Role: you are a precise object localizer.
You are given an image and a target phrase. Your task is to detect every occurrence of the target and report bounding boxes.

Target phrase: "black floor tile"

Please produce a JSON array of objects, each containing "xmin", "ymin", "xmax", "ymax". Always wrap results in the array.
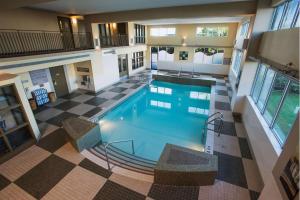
[
  {"xmin": 79, "ymin": 159, "xmax": 111, "ymax": 178},
  {"xmin": 85, "ymin": 97, "xmax": 107, "ymax": 106},
  {"xmin": 216, "ymin": 82, "xmax": 226, "ymax": 86},
  {"xmin": 249, "ymin": 190, "xmax": 260, "ymax": 200},
  {"xmin": 54, "ymin": 101, "xmax": 80, "ymax": 111},
  {"xmin": 148, "ymin": 184, "xmax": 199, "ymax": 200},
  {"xmin": 82, "ymin": 107, "xmax": 103, "ymax": 118},
  {"xmin": 131, "ymin": 84, "xmax": 142, "ymax": 89},
  {"xmin": 112, "ymin": 93, "xmax": 126, "ymax": 100},
  {"xmin": 214, "ymin": 151, "xmax": 248, "ymax": 189},
  {"xmin": 215, "ymin": 120, "xmax": 237, "ymax": 136},
  {"xmin": 37, "ymin": 128, "xmax": 68, "ymax": 152},
  {"xmin": 238, "ymin": 138, "xmax": 253, "ymax": 159},
  {"xmin": 110, "ymin": 87, "xmax": 127, "ymax": 93},
  {"xmin": 85, "ymin": 90, "xmax": 105, "ymax": 96},
  {"xmin": 33, "ymin": 105, "xmax": 50, "ymax": 114},
  {"xmin": 93, "ymin": 180, "xmax": 145, "ymax": 200},
  {"xmin": 46, "ymin": 112, "xmax": 79, "ymax": 127},
  {"xmin": 15, "ymin": 155, "xmax": 75, "ymax": 199},
  {"xmin": 0, "ymin": 174, "xmax": 10, "ymax": 190},
  {"xmin": 61, "ymin": 92, "xmax": 81, "ymax": 99},
  {"xmin": 126, "ymin": 80, "xmax": 140, "ymax": 84},
  {"xmin": 215, "ymin": 101, "xmax": 231, "ymax": 110},
  {"xmin": 216, "ymin": 90, "xmax": 228, "ymax": 96}
]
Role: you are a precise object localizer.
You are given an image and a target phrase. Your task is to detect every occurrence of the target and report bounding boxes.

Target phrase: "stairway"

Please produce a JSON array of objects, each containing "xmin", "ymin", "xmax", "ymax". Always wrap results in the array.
[{"xmin": 88, "ymin": 144, "xmax": 156, "ymax": 175}]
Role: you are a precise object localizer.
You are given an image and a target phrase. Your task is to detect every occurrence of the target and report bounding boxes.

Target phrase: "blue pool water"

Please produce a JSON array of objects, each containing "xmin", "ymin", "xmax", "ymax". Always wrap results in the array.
[{"xmin": 98, "ymin": 80, "xmax": 211, "ymax": 161}]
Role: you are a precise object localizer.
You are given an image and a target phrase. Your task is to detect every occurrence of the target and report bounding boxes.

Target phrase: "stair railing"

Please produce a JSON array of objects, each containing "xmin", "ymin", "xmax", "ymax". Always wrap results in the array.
[
  {"xmin": 202, "ymin": 112, "xmax": 224, "ymax": 137},
  {"xmin": 104, "ymin": 139, "xmax": 135, "ymax": 171}
]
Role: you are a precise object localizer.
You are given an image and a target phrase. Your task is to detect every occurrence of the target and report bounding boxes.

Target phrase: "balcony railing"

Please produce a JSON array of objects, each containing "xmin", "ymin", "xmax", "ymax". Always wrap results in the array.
[
  {"xmin": 0, "ymin": 29, "xmax": 94, "ymax": 58},
  {"xmin": 100, "ymin": 34, "xmax": 129, "ymax": 48}
]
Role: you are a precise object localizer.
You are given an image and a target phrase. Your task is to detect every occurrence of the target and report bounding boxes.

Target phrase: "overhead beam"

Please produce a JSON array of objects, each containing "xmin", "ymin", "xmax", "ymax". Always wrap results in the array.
[{"xmin": 85, "ymin": 1, "xmax": 257, "ymax": 23}]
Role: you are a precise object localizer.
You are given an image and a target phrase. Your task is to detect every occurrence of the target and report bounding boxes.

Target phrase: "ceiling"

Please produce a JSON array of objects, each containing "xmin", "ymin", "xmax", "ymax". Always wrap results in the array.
[
  {"xmin": 134, "ymin": 17, "xmax": 244, "ymax": 25},
  {"xmin": 27, "ymin": 0, "xmax": 254, "ymax": 15}
]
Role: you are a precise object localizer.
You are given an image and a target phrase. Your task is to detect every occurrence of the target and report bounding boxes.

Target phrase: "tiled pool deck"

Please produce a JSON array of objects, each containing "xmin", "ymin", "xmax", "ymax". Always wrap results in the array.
[{"xmin": 0, "ymin": 70, "xmax": 263, "ymax": 200}]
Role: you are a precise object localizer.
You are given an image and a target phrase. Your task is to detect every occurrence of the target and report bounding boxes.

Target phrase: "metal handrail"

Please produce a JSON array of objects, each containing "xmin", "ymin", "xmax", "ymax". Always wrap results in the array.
[
  {"xmin": 203, "ymin": 112, "xmax": 224, "ymax": 137},
  {"xmin": 104, "ymin": 139, "xmax": 135, "ymax": 171}
]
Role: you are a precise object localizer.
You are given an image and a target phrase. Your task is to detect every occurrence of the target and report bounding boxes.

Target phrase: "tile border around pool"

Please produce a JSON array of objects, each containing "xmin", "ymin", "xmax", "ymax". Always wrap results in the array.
[{"xmin": 205, "ymin": 85, "xmax": 216, "ymax": 155}]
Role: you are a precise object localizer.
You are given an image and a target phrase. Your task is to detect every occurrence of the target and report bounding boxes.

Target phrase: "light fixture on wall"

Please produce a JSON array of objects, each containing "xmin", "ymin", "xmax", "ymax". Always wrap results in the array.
[
  {"xmin": 182, "ymin": 36, "xmax": 187, "ymax": 46},
  {"xmin": 71, "ymin": 17, "xmax": 77, "ymax": 25},
  {"xmin": 112, "ymin": 23, "xmax": 117, "ymax": 29}
]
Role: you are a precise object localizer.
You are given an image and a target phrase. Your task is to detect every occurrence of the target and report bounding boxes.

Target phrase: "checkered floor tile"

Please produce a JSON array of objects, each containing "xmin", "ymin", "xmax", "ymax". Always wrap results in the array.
[{"xmin": 0, "ymin": 70, "xmax": 263, "ymax": 200}]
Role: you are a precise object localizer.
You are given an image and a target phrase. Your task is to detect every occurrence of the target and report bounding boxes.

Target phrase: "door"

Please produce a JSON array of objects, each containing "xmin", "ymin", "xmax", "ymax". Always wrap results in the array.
[
  {"xmin": 49, "ymin": 66, "xmax": 69, "ymax": 98},
  {"xmin": 118, "ymin": 54, "xmax": 128, "ymax": 77},
  {"xmin": 57, "ymin": 17, "xmax": 74, "ymax": 49},
  {"xmin": 151, "ymin": 47, "xmax": 158, "ymax": 70}
]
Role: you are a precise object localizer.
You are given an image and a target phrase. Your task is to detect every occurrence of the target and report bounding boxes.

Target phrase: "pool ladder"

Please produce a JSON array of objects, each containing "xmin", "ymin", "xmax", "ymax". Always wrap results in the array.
[
  {"xmin": 104, "ymin": 139, "xmax": 135, "ymax": 171},
  {"xmin": 202, "ymin": 112, "xmax": 224, "ymax": 137}
]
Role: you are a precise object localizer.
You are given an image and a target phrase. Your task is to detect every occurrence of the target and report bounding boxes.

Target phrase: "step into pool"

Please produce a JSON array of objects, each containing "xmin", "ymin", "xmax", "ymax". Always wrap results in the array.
[{"xmin": 97, "ymin": 80, "xmax": 211, "ymax": 161}]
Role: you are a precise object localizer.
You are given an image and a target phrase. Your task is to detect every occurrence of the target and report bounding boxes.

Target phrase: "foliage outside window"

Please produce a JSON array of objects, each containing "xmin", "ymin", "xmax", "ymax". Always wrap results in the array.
[
  {"xmin": 196, "ymin": 27, "xmax": 228, "ymax": 37},
  {"xmin": 134, "ymin": 24, "xmax": 145, "ymax": 44},
  {"xmin": 150, "ymin": 28, "xmax": 176, "ymax": 36},
  {"xmin": 194, "ymin": 48, "xmax": 224, "ymax": 64},
  {"xmin": 132, "ymin": 51, "xmax": 144, "ymax": 70},
  {"xmin": 232, "ymin": 50, "xmax": 243, "ymax": 76},
  {"xmin": 270, "ymin": 0, "xmax": 299, "ymax": 30},
  {"xmin": 251, "ymin": 63, "xmax": 300, "ymax": 145}
]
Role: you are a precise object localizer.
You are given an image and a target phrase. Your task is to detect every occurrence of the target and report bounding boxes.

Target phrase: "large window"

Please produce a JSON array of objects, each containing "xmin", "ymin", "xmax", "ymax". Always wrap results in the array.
[
  {"xmin": 132, "ymin": 51, "xmax": 144, "ymax": 70},
  {"xmin": 196, "ymin": 27, "xmax": 228, "ymax": 37},
  {"xmin": 270, "ymin": 0, "xmax": 299, "ymax": 30},
  {"xmin": 150, "ymin": 28, "xmax": 176, "ymax": 37},
  {"xmin": 134, "ymin": 24, "xmax": 145, "ymax": 44},
  {"xmin": 232, "ymin": 50, "xmax": 243, "ymax": 76},
  {"xmin": 251, "ymin": 63, "xmax": 300, "ymax": 145},
  {"xmin": 193, "ymin": 48, "xmax": 224, "ymax": 64},
  {"xmin": 240, "ymin": 21, "xmax": 250, "ymax": 37}
]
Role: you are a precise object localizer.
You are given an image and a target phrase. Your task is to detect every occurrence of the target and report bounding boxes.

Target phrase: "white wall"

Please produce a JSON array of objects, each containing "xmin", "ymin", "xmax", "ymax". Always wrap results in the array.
[
  {"xmin": 18, "ymin": 69, "xmax": 55, "ymax": 99},
  {"xmin": 64, "ymin": 64, "xmax": 79, "ymax": 93},
  {"xmin": 242, "ymin": 97, "xmax": 281, "ymax": 182},
  {"xmin": 90, "ymin": 51, "xmax": 120, "ymax": 92},
  {"xmin": 157, "ymin": 61, "xmax": 230, "ymax": 75}
]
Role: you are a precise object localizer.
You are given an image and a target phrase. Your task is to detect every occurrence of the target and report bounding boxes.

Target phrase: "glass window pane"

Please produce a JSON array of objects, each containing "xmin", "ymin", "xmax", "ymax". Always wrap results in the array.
[
  {"xmin": 296, "ymin": 13, "xmax": 300, "ymax": 27},
  {"xmin": 281, "ymin": 0, "xmax": 299, "ymax": 29},
  {"xmin": 272, "ymin": 82, "xmax": 300, "ymax": 144},
  {"xmin": 252, "ymin": 64, "xmax": 267, "ymax": 102},
  {"xmin": 271, "ymin": 4, "xmax": 285, "ymax": 30},
  {"xmin": 257, "ymin": 69, "xmax": 275, "ymax": 110},
  {"xmin": 263, "ymin": 74, "xmax": 289, "ymax": 123}
]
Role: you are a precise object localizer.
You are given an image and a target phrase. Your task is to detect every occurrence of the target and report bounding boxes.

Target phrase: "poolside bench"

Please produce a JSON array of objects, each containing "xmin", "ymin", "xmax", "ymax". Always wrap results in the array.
[
  {"xmin": 154, "ymin": 144, "xmax": 218, "ymax": 186},
  {"xmin": 62, "ymin": 117, "xmax": 101, "ymax": 152}
]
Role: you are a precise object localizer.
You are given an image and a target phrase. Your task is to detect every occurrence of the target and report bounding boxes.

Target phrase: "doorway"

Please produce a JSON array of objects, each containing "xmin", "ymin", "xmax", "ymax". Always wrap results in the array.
[
  {"xmin": 49, "ymin": 66, "xmax": 69, "ymax": 98},
  {"xmin": 118, "ymin": 54, "xmax": 128, "ymax": 77},
  {"xmin": 57, "ymin": 17, "xmax": 74, "ymax": 49},
  {"xmin": 151, "ymin": 47, "xmax": 158, "ymax": 70}
]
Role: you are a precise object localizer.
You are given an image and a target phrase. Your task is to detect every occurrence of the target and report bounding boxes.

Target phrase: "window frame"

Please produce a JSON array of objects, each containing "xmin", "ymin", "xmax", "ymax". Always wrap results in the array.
[
  {"xmin": 269, "ymin": 0, "xmax": 300, "ymax": 31},
  {"xmin": 150, "ymin": 27, "xmax": 176, "ymax": 37},
  {"xmin": 196, "ymin": 26, "xmax": 229, "ymax": 37},
  {"xmin": 250, "ymin": 62, "xmax": 300, "ymax": 146},
  {"xmin": 232, "ymin": 49, "xmax": 243, "ymax": 76}
]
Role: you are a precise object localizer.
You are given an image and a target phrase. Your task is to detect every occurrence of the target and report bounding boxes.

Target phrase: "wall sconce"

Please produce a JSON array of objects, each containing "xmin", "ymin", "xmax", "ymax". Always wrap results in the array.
[
  {"xmin": 112, "ymin": 23, "xmax": 117, "ymax": 29},
  {"xmin": 182, "ymin": 36, "xmax": 187, "ymax": 46},
  {"xmin": 71, "ymin": 17, "xmax": 77, "ymax": 25}
]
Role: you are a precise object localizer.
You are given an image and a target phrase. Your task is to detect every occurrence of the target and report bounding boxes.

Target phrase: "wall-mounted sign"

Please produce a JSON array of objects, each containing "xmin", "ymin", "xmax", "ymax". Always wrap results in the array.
[
  {"xmin": 77, "ymin": 67, "xmax": 90, "ymax": 73},
  {"xmin": 29, "ymin": 69, "xmax": 48, "ymax": 85}
]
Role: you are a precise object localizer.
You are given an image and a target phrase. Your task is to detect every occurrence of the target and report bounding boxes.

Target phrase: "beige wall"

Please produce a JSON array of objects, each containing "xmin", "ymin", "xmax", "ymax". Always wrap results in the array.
[
  {"xmin": 85, "ymin": 2, "xmax": 257, "ymax": 23},
  {"xmin": 147, "ymin": 23, "xmax": 238, "ymax": 48},
  {"xmin": 259, "ymin": 28, "xmax": 300, "ymax": 70},
  {"xmin": 0, "ymin": 8, "xmax": 63, "ymax": 31}
]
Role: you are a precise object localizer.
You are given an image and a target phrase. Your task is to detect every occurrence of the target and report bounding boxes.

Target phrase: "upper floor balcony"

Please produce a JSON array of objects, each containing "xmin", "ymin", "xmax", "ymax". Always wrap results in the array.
[
  {"xmin": 99, "ymin": 34, "xmax": 129, "ymax": 48},
  {"xmin": 0, "ymin": 29, "xmax": 94, "ymax": 58}
]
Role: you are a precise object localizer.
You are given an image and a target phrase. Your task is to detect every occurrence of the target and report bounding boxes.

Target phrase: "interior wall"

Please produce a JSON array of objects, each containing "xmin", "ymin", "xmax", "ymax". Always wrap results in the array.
[
  {"xmin": 0, "ymin": 7, "xmax": 63, "ymax": 31},
  {"xmin": 85, "ymin": 1, "xmax": 257, "ymax": 23},
  {"xmin": 147, "ymin": 23, "xmax": 238, "ymax": 48},
  {"xmin": 18, "ymin": 69, "xmax": 55, "ymax": 99},
  {"xmin": 259, "ymin": 28, "xmax": 300, "ymax": 70}
]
